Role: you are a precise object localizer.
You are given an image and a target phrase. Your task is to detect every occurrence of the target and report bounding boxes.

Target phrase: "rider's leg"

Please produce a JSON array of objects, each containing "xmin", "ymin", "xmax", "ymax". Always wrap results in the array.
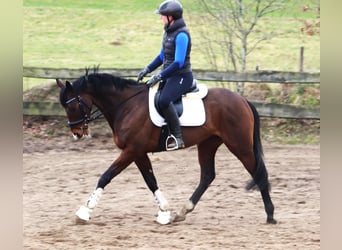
[
  {"xmin": 158, "ymin": 74, "xmax": 192, "ymax": 150},
  {"xmin": 161, "ymin": 102, "xmax": 185, "ymax": 150}
]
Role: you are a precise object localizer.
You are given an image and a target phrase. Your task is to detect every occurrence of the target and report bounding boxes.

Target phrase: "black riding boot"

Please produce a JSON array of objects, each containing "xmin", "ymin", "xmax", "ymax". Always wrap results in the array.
[{"xmin": 162, "ymin": 103, "xmax": 185, "ymax": 150}]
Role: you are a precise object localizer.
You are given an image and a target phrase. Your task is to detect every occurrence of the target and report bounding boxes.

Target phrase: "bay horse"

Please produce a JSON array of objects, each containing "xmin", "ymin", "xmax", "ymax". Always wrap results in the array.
[{"xmin": 56, "ymin": 70, "xmax": 276, "ymax": 225}]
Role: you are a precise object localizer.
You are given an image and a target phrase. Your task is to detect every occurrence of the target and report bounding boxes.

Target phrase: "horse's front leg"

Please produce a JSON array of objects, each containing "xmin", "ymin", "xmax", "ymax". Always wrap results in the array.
[
  {"xmin": 75, "ymin": 150, "xmax": 134, "ymax": 223},
  {"xmin": 135, "ymin": 154, "xmax": 172, "ymax": 225}
]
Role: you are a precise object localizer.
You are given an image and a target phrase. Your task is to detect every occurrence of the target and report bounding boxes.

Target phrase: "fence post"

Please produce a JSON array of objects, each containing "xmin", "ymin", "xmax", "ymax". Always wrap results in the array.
[{"xmin": 299, "ymin": 46, "xmax": 304, "ymax": 72}]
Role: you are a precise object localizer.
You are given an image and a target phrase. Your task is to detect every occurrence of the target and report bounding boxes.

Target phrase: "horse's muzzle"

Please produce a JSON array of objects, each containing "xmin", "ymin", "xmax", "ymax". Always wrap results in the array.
[{"xmin": 71, "ymin": 127, "xmax": 91, "ymax": 140}]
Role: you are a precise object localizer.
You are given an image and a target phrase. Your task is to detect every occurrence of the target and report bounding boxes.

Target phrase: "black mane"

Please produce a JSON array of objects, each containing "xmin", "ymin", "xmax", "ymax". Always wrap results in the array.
[
  {"xmin": 75, "ymin": 72, "xmax": 142, "ymax": 93},
  {"xmin": 87, "ymin": 73, "xmax": 139, "ymax": 92},
  {"xmin": 59, "ymin": 72, "xmax": 142, "ymax": 107}
]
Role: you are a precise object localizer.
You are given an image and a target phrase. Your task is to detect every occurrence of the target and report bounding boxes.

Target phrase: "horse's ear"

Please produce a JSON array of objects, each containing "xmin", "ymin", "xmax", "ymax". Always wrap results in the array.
[
  {"xmin": 65, "ymin": 81, "xmax": 74, "ymax": 92},
  {"xmin": 56, "ymin": 79, "xmax": 65, "ymax": 88}
]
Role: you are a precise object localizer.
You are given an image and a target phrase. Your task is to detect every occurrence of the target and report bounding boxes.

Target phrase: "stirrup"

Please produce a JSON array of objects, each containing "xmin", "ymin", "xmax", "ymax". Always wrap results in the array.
[{"xmin": 166, "ymin": 134, "xmax": 184, "ymax": 151}]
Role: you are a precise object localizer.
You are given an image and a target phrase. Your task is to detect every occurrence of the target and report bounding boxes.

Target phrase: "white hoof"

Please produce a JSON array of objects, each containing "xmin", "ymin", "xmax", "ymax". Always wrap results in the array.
[
  {"xmin": 156, "ymin": 210, "xmax": 172, "ymax": 225},
  {"xmin": 75, "ymin": 205, "xmax": 91, "ymax": 221}
]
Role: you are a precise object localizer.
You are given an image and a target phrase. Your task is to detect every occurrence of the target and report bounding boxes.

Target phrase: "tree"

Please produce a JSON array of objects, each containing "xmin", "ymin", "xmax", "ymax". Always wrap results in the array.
[{"xmin": 195, "ymin": 0, "xmax": 286, "ymax": 94}]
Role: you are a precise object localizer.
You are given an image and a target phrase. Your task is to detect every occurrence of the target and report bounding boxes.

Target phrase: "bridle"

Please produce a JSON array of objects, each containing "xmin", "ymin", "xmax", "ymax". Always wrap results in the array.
[
  {"xmin": 64, "ymin": 95, "xmax": 102, "ymax": 129},
  {"xmin": 64, "ymin": 86, "xmax": 147, "ymax": 129}
]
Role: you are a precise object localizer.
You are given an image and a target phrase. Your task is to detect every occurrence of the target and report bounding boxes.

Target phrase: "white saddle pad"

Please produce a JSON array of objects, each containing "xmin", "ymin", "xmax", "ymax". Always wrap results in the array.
[{"xmin": 149, "ymin": 83, "xmax": 208, "ymax": 127}]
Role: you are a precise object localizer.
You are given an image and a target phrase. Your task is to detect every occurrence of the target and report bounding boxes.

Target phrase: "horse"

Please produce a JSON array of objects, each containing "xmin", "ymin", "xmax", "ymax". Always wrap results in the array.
[{"xmin": 56, "ymin": 70, "xmax": 276, "ymax": 225}]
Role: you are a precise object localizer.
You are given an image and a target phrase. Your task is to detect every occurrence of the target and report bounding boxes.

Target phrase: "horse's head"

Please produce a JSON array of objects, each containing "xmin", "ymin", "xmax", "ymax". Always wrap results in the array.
[{"xmin": 56, "ymin": 78, "xmax": 92, "ymax": 139}]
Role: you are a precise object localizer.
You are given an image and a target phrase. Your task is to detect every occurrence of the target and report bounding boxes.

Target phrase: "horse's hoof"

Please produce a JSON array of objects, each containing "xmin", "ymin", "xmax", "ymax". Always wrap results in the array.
[
  {"xmin": 75, "ymin": 205, "xmax": 91, "ymax": 223},
  {"xmin": 75, "ymin": 216, "xmax": 89, "ymax": 225},
  {"xmin": 156, "ymin": 210, "xmax": 171, "ymax": 225},
  {"xmin": 172, "ymin": 213, "xmax": 186, "ymax": 223},
  {"xmin": 267, "ymin": 218, "xmax": 277, "ymax": 224}
]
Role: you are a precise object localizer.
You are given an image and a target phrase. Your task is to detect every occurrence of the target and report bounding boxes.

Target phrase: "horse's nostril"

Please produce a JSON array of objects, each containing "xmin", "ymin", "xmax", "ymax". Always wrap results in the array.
[{"xmin": 72, "ymin": 133, "xmax": 82, "ymax": 140}]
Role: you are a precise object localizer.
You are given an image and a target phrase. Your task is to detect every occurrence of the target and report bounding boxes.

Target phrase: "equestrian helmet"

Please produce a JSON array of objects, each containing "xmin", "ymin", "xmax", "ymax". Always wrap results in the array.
[{"xmin": 155, "ymin": 0, "xmax": 183, "ymax": 19}]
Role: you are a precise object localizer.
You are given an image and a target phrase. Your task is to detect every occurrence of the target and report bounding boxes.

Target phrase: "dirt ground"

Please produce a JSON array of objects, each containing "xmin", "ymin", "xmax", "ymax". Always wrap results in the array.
[{"xmin": 23, "ymin": 116, "xmax": 320, "ymax": 250}]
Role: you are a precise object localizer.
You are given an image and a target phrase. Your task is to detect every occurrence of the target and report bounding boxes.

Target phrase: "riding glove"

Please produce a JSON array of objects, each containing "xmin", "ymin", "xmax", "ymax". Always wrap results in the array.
[
  {"xmin": 147, "ymin": 74, "xmax": 162, "ymax": 87},
  {"xmin": 137, "ymin": 67, "xmax": 150, "ymax": 82}
]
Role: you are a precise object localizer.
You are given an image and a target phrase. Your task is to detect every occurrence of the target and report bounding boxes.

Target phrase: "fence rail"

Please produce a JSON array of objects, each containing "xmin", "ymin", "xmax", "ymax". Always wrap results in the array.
[
  {"xmin": 23, "ymin": 66, "xmax": 320, "ymax": 83},
  {"xmin": 22, "ymin": 101, "xmax": 319, "ymax": 119},
  {"xmin": 22, "ymin": 67, "xmax": 320, "ymax": 119}
]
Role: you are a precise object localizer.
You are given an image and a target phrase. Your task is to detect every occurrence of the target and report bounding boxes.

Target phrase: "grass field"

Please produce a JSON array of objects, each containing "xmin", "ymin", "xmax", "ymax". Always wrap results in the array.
[{"xmin": 23, "ymin": 0, "xmax": 320, "ymax": 90}]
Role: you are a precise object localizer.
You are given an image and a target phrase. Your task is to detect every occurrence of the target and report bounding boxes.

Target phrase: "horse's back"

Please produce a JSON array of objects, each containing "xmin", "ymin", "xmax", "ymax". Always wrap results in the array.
[{"xmin": 204, "ymin": 87, "xmax": 252, "ymax": 117}]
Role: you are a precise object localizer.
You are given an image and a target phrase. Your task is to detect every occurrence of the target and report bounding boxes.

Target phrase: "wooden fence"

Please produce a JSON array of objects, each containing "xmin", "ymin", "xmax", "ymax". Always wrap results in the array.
[
  {"xmin": 23, "ymin": 67, "xmax": 320, "ymax": 119},
  {"xmin": 23, "ymin": 67, "xmax": 320, "ymax": 83}
]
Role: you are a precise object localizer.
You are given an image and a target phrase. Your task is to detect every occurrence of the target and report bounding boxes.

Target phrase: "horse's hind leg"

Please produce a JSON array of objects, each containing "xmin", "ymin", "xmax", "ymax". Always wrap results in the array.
[
  {"xmin": 173, "ymin": 136, "xmax": 222, "ymax": 222},
  {"xmin": 251, "ymin": 157, "xmax": 276, "ymax": 224},
  {"xmin": 229, "ymin": 145, "xmax": 276, "ymax": 224}
]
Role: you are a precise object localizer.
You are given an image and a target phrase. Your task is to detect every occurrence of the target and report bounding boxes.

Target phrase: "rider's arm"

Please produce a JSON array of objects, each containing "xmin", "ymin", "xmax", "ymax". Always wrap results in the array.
[{"xmin": 147, "ymin": 48, "xmax": 163, "ymax": 72}]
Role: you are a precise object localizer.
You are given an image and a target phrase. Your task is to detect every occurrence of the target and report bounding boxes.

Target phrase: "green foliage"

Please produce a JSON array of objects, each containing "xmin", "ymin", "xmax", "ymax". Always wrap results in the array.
[
  {"xmin": 302, "ymin": 97, "xmax": 320, "ymax": 107},
  {"xmin": 260, "ymin": 118, "xmax": 320, "ymax": 144},
  {"xmin": 24, "ymin": 0, "xmax": 159, "ymax": 10},
  {"xmin": 287, "ymin": 93, "xmax": 298, "ymax": 104},
  {"xmin": 23, "ymin": 0, "xmax": 320, "ymax": 144},
  {"xmin": 245, "ymin": 82, "xmax": 320, "ymax": 109},
  {"xmin": 259, "ymin": 83, "xmax": 272, "ymax": 92},
  {"xmin": 296, "ymin": 85, "xmax": 305, "ymax": 95},
  {"xmin": 23, "ymin": 0, "xmax": 320, "ymax": 89}
]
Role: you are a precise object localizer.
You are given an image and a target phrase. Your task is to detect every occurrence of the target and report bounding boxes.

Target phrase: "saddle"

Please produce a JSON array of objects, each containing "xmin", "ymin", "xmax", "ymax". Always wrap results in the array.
[{"xmin": 148, "ymin": 79, "xmax": 208, "ymax": 127}]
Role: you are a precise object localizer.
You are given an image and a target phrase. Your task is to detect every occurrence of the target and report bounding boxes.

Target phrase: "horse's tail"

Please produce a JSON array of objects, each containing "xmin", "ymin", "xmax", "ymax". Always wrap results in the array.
[{"xmin": 245, "ymin": 100, "xmax": 270, "ymax": 191}]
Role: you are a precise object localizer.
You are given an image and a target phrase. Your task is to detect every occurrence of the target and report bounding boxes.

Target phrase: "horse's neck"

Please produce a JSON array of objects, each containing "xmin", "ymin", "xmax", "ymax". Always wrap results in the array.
[
  {"xmin": 94, "ymin": 88, "xmax": 143, "ymax": 142},
  {"xmin": 93, "ymin": 87, "xmax": 146, "ymax": 124}
]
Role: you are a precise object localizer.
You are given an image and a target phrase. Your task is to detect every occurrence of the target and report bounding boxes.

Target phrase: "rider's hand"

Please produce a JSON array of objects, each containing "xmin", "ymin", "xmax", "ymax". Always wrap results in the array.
[
  {"xmin": 147, "ymin": 74, "xmax": 162, "ymax": 87},
  {"xmin": 137, "ymin": 67, "xmax": 150, "ymax": 82}
]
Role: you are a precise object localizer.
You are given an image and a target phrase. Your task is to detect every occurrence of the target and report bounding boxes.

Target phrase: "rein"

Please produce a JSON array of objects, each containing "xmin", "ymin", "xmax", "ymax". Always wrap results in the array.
[{"xmin": 115, "ymin": 87, "xmax": 146, "ymax": 110}]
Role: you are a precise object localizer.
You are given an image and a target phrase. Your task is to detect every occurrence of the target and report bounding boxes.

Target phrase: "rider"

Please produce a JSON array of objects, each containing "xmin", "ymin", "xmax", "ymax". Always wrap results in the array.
[{"xmin": 137, "ymin": 0, "xmax": 193, "ymax": 150}]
